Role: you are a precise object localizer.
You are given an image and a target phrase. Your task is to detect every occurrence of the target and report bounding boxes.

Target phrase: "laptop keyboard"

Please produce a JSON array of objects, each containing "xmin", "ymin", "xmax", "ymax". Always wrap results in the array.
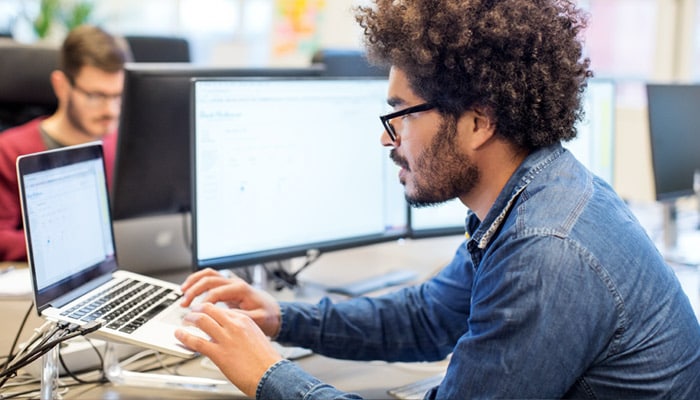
[{"xmin": 60, "ymin": 277, "xmax": 181, "ymax": 334}]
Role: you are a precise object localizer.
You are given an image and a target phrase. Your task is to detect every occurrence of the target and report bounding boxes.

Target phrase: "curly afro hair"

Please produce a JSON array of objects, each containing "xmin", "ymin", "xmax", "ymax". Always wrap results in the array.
[{"xmin": 355, "ymin": 0, "xmax": 593, "ymax": 150}]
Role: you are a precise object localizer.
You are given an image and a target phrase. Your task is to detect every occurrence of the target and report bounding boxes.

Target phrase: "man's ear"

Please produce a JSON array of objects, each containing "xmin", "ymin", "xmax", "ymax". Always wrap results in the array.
[
  {"xmin": 466, "ymin": 106, "xmax": 496, "ymax": 150},
  {"xmin": 50, "ymin": 70, "xmax": 71, "ymax": 102}
]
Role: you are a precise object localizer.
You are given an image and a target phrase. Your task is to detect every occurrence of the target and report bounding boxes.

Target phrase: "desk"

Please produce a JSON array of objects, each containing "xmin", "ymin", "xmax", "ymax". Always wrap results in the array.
[
  {"xmin": 0, "ymin": 236, "xmax": 462, "ymax": 399},
  {"xmin": 0, "ymin": 261, "xmax": 21, "ymax": 273},
  {"xmin": 2, "ymin": 222, "xmax": 699, "ymax": 398}
]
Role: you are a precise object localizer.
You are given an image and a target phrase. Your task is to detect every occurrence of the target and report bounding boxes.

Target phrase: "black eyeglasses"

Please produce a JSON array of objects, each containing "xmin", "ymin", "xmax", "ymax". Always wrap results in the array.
[{"xmin": 379, "ymin": 102, "xmax": 435, "ymax": 142}]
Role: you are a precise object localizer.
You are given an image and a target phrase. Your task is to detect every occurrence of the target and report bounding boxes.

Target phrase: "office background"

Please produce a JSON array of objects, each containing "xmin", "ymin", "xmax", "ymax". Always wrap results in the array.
[
  {"xmin": 2, "ymin": 0, "xmax": 700, "ymax": 203},
  {"xmin": 2, "ymin": 1, "xmax": 700, "ymax": 397}
]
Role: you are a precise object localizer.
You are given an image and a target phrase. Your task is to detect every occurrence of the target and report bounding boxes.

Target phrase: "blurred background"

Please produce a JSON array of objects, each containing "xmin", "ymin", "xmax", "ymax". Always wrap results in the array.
[{"xmin": 1, "ymin": 0, "xmax": 700, "ymax": 202}]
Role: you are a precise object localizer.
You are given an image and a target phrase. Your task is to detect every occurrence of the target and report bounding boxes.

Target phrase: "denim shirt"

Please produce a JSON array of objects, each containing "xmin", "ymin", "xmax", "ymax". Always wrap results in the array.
[{"xmin": 258, "ymin": 144, "xmax": 700, "ymax": 399}]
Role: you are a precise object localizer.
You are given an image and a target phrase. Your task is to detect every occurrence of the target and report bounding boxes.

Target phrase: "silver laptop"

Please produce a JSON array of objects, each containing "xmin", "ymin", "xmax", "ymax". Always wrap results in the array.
[{"xmin": 17, "ymin": 142, "xmax": 199, "ymax": 358}]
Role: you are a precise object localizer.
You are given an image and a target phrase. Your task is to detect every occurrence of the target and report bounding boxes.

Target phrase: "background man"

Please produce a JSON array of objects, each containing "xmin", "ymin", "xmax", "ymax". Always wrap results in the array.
[{"xmin": 0, "ymin": 25, "xmax": 130, "ymax": 261}]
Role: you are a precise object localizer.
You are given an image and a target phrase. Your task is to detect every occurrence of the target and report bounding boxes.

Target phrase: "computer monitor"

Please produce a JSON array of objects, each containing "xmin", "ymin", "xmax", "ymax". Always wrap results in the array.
[
  {"xmin": 407, "ymin": 79, "xmax": 616, "ymax": 239},
  {"xmin": 647, "ymin": 84, "xmax": 700, "ymax": 201},
  {"xmin": 646, "ymin": 83, "xmax": 700, "ymax": 262},
  {"xmin": 112, "ymin": 63, "xmax": 322, "ymax": 220},
  {"xmin": 564, "ymin": 78, "xmax": 616, "ymax": 186},
  {"xmin": 191, "ymin": 77, "xmax": 407, "ymax": 271},
  {"xmin": 111, "ymin": 64, "xmax": 321, "ymax": 276},
  {"xmin": 409, "ymin": 199, "xmax": 467, "ymax": 239}
]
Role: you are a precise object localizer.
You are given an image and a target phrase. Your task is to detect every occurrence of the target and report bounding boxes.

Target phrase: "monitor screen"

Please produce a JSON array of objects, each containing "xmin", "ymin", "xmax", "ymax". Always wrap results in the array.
[
  {"xmin": 408, "ymin": 199, "xmax": 467, "ymax": 239},
  {"xmin": 647, "ymin": 83, "xmax": 700, "ymax": 201},
  {"xmin": 111, "ymin": 63, "xmax": 321, "ymax": 220},
  {"xmin": 407, "ymin": 78, "xmax": 616, "ymax": 239},
  {"xmin": 564, "ymin": 78, "xmax": 616, "ymax": 185},
  {"xmin": 191, "ymin": 77, "xmax": 407, "ymax": 270}
]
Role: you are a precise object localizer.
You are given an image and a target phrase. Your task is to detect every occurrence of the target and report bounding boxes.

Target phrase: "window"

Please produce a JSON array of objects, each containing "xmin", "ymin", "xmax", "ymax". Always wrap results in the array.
[{"xmin": 579, "ymin": 0, "xmax": 658, "ymax": 107}]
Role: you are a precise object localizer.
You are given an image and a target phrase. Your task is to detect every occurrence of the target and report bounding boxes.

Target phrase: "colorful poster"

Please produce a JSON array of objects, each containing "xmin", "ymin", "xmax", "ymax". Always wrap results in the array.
[{"xmin": 272, "ymin": 0, "xmax": 325, "ymax": 61}]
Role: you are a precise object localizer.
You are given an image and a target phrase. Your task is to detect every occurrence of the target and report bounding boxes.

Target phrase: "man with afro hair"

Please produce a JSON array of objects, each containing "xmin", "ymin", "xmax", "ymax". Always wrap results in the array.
[{"xmin": 175, "ymin": 1, "xmax": 700, "ymax": 398}]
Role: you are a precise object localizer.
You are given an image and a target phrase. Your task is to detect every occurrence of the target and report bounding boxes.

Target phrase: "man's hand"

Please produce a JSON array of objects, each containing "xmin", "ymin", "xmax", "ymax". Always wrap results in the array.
[
  {"xmin": 180, "ymin": 268, "xmax": 282, "ymax": 337},
  {"xmin": 175, "ymin": 303, "xmax": 284, "ymax": 397}
]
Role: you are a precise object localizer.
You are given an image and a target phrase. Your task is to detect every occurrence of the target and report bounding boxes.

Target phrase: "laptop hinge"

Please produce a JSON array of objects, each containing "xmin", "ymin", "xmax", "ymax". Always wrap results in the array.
[{"xmin": 49, "ymin": 274, "xmax": 114, "ymax": 310}]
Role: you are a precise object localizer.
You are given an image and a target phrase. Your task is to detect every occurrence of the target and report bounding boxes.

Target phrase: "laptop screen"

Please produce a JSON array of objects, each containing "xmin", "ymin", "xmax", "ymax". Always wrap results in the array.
[{"xmin": 18, "ymin": 143, "xmax": 118, "ymax": 312}]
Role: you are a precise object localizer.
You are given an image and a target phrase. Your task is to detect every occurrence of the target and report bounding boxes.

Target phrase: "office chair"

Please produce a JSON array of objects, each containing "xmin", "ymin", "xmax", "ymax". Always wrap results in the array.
[
  {"xmin": 124, "ymin": 35, "xmax": 191, "ymax": 63},
  {"xmin": 0, "ymin": 40, "xmax": 59, "ymax": 131},
  {"xmin": 311, "ymin": 48, "xmax": 389, "ymax": 77}
]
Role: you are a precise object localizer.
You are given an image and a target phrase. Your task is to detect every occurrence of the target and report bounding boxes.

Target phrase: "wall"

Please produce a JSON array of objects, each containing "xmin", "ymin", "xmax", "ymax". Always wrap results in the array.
[{"xmin": 7, "ymin": 0, "xmax": 689, "ymax": 202}]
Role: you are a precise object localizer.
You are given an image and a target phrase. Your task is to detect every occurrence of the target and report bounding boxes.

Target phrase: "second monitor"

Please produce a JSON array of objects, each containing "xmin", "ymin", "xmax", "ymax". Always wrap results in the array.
[
  {"xmin": 111, "ymin": 64, "xmax": 321, "ymax": 274},
  {"xmin": 112, "ymin": 63, "xmax": 322, "ymax": 221}
]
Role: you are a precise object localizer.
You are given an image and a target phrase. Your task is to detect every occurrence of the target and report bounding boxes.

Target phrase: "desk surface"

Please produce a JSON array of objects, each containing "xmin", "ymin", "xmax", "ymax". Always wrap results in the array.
[
  {"xmin": 2, "ymin": 211, "xmax": 699, "ymax": 398},
  {"xmin": 0, "ymin": 293, "xmax": 448, "ymax": 398},
  {"xmin": 0, "ymin": 236, "xmax": 462, "ymax": 399}
]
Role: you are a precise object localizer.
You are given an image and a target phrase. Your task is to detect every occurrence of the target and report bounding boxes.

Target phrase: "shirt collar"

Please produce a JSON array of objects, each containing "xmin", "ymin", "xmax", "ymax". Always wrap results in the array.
[{"xmin": 466, "ymin": 143, "xmax": 566, "ymax": 250}]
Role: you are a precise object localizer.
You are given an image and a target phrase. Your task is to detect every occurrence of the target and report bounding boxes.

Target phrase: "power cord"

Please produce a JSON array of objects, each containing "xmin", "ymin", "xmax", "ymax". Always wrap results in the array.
[
  {"xmin": 0, "ymin": 302, "xmax": 34, "ymax": 373},
  {"xmin": 0, "ymin": 321, "xmax": 102, "ymax": 387},
  {"xmin": 57, "ymin": 336, "xmax": 108, "ymax": 385}
]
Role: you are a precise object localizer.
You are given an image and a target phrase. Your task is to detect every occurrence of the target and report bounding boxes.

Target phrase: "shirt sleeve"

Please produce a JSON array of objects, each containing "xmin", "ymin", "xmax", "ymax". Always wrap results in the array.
[
  {"xmin": 275, "ymin": 241, "xmax": 473, "ymax": 362},
  {"xmin": 0, "ymin": 136, "xmax": 28, "ymax": 261},
  {"xmin": 0, "ymin": 119, "xmax": 47, "ymax": 261},
  {"xmin": 257, "ymin": 359, "xmax": 363, "ymax": 400}
]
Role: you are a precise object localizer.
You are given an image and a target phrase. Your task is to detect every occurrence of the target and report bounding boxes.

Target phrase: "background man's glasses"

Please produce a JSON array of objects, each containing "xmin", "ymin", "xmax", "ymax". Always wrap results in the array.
[
  {"xmin": 379, "ymin": 103, "xmax": 435, "ymax": 142},
  {"xmin": 70, "ymin": 82, "xmax": 122, "ymax": 107}
]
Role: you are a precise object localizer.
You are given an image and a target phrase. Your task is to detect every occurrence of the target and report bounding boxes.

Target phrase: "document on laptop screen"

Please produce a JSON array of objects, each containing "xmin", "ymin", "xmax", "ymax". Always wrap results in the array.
[{"xmin": 23, "ymin": 159, "xmax": 114, "ymax": 290}]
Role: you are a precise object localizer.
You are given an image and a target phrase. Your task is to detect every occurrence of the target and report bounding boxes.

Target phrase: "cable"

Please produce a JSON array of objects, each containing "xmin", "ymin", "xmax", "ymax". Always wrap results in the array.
[
  {"xmin": 57, "ymin": 337, "xmax": 108, "ymax": 385},
  {"xmin": 0, "ymin": 333, "xmax": 190, "ymax": 397},
  {"xmin": 267, "ymin": 249, "xmax": 322, "ymax": 290},
  {"xmin": 0, "ymin": 322, "xmax": 103, "ymax": 386},
  {"xmin": 1, "ymin": 320, "xmax": 57, "ymax": 385},
  {"xmin": 0, "ymin": 302, "xmax": 33, "ymax": 372}
]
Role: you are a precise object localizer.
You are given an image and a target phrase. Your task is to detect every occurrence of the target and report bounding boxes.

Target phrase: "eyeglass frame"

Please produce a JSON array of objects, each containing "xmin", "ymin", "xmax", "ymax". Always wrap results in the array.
[
  {"xmin": 68, "ymin": 80, "xmax": 123, "ymax": 107},
  {"xmin": 379, "ymin": 102, "xmax": 436, "ymax": 142}
]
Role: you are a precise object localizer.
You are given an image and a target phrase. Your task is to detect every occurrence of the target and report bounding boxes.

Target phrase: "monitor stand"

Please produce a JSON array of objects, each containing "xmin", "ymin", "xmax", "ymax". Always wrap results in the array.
[{"xmin": 661, "ymin": 201, "xmax": 700, "ymax": 266}]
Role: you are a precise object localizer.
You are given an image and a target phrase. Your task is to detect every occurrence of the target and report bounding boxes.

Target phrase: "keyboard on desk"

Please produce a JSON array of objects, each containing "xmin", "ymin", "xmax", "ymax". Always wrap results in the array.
[{"xmin": 388, "ymin": 373, "xmax": 444, "ymax": 399}]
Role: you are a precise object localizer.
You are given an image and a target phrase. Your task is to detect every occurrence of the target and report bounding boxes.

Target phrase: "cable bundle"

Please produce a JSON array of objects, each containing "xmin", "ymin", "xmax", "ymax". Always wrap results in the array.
[{"xmin": 0, "ymin": 317, "xmax": 101, "ymax": 388}]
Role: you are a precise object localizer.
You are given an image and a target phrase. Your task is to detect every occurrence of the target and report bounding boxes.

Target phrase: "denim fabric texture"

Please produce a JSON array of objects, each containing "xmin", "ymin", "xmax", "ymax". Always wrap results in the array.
[{"xmin": 262, "ymin": 144, "xmax": 700, "ymax": 399}]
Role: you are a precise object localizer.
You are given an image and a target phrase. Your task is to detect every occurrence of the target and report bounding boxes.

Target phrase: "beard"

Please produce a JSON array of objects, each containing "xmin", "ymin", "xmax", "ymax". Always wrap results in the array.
[
  {"xmin": 391, "ymin": 117, "xmax": 479, "ymax": 208},
  {"xmin": 66, "ymin": 97, "xmax": 114, "ymax": 139}
]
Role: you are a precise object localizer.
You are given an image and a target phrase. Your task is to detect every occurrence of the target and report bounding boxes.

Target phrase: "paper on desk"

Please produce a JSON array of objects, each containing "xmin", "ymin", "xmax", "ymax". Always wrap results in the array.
[{"xmin": 0, "ymin": 267, "xmax": 32, "ymax": 299}]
